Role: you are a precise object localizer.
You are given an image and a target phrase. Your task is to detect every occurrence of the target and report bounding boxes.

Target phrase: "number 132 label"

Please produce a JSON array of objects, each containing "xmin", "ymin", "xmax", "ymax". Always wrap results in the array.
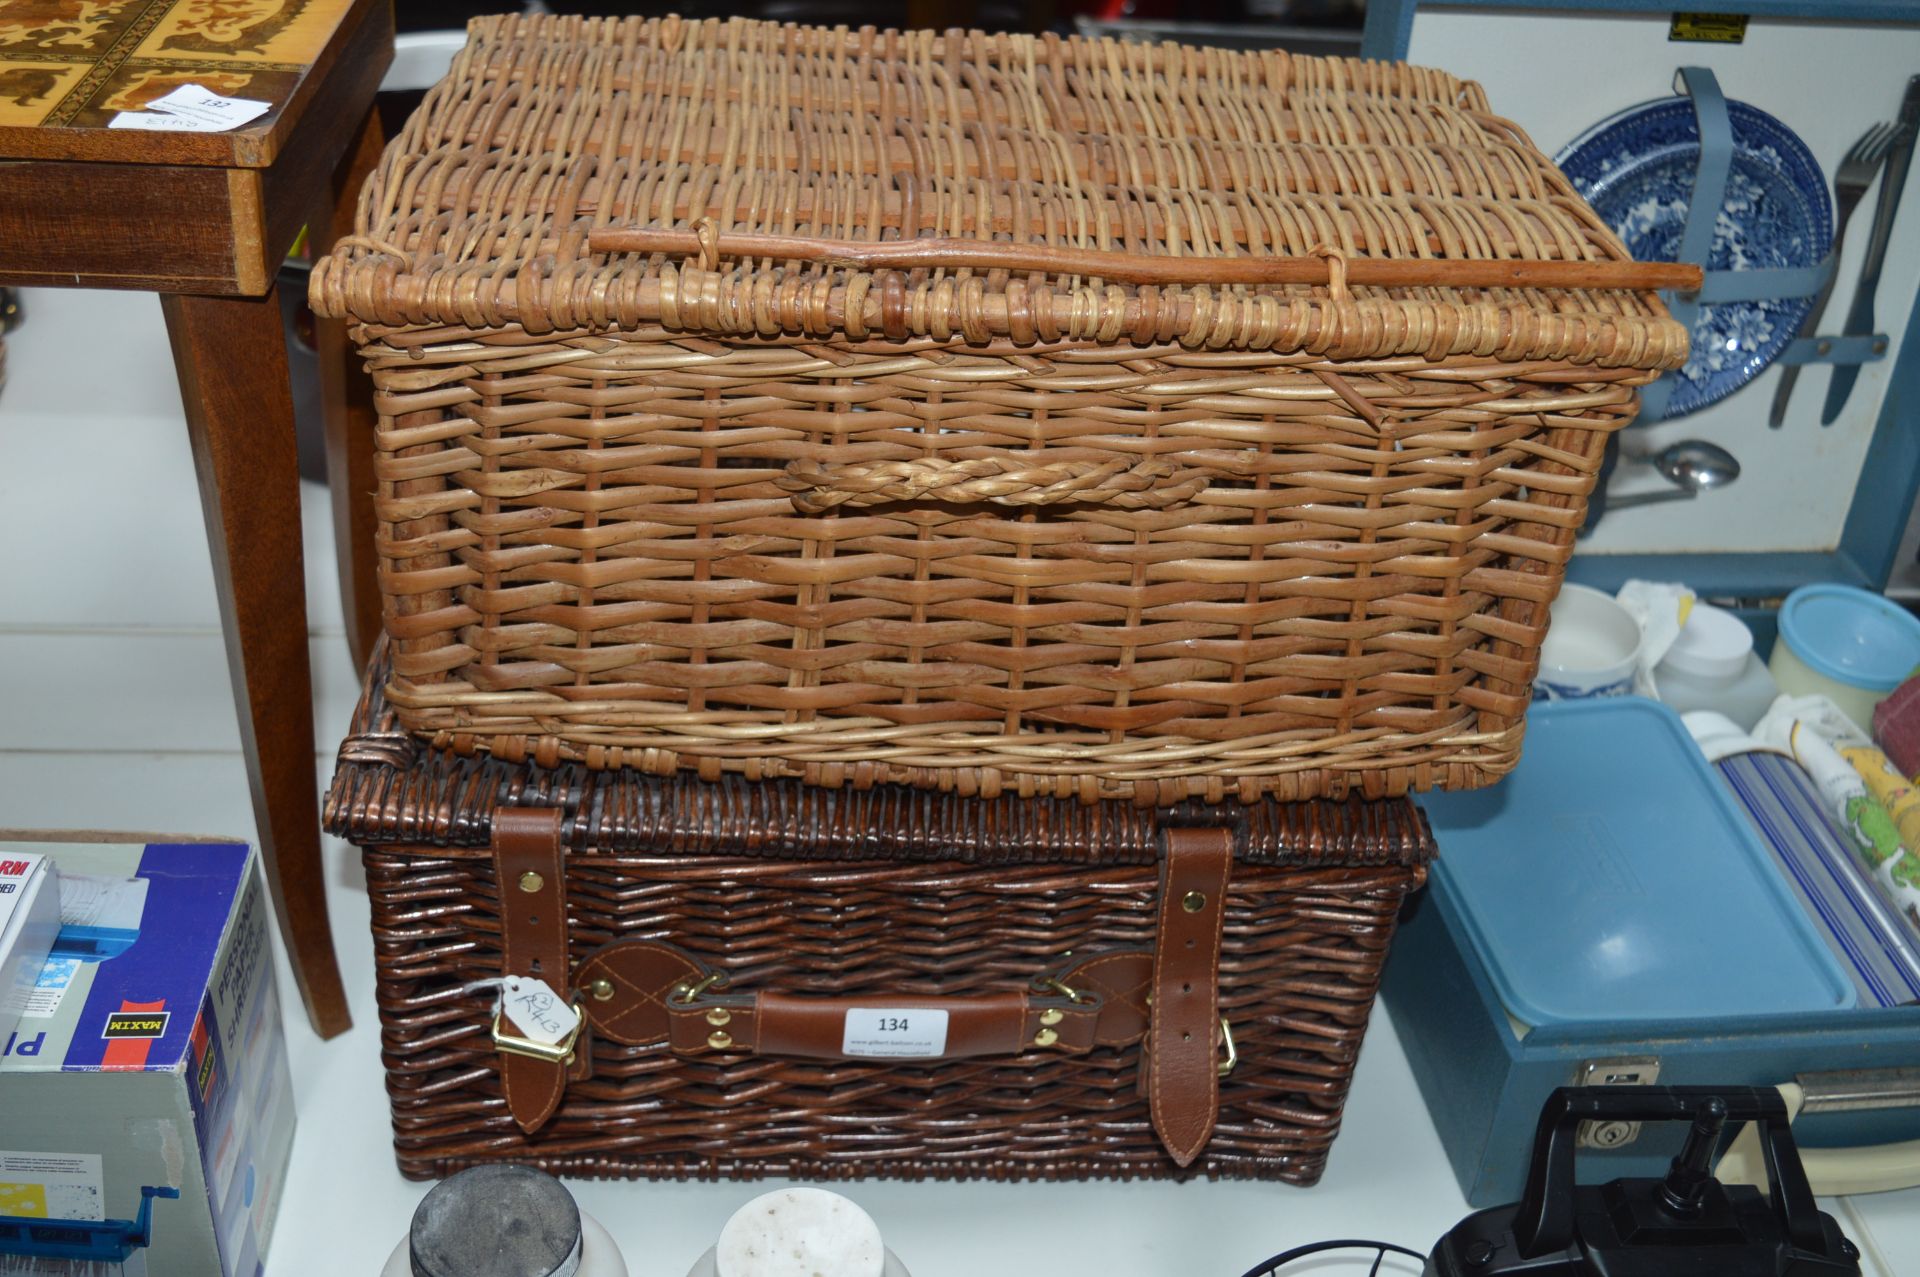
[{"xmin": 842, "ymin": 1008, "xmax": 949, "ymax": 1058}]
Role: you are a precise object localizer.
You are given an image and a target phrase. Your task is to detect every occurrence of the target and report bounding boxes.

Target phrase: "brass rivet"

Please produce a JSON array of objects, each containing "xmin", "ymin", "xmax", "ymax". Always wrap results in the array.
[
  {"xmin": 1039, "ymin": 1008, "xmax": 1063, "ymax": 1027},
  {"xmin": 706, "ymin": 1007, "xmax": 732, "ymax": 1027},
  {"xmin": 708, "ymin": 1031, "xmax": 733, "ymax": 1050},
  {"xmin": 1182, "ymin": 890, "xmax": 1206, "ymax": 913},
  {"xmin": 518, "ymin": 871, "xmax": 544, "ymax": 894},
  {"xmin": 589, "ymin": 979, "xmax": 614, "ymax": 1002},
  {"xmin": 1033, "ymin": 1027, "xmax": 1059, "ymax": 1048}
]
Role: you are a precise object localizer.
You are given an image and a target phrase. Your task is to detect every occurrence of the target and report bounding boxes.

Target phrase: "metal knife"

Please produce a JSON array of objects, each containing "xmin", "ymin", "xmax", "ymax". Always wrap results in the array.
[{"xmin": 1823, "ymin": 75, "xmax": 1920, "ymax": 425}]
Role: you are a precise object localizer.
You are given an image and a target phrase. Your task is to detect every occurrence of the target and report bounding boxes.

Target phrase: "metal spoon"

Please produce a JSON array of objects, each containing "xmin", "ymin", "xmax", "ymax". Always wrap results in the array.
[{"xmin": 1607, "ymin": 440, "xmax": 1741, "ymax": 510}]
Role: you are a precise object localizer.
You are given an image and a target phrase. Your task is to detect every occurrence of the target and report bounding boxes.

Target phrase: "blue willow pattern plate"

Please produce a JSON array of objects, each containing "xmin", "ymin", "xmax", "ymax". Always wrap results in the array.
[{"xmin": 1556, "ymin": 98, "xmax": 1831, "ymax": 420}]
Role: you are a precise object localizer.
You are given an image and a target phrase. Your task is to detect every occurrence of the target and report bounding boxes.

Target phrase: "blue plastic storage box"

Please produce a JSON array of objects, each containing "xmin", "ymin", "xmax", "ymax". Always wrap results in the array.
[{"xmin": 1384, "ymin": 699, "xmax": 1920, "ymax": 1206}]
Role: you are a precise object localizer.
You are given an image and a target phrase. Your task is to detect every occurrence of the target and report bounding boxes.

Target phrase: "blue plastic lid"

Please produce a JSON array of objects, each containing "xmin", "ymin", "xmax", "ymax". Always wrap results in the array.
[
  {"xmin": 1778, "ymin": 584, "xmax": 1920, "ymax": 693},
  {"xmin": 1422, "ymin": 698, "xmax": 1857, "ymax": 1027}
]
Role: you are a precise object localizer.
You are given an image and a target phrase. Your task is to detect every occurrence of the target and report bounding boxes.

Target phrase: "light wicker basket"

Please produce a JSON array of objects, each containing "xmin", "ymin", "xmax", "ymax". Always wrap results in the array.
[{"xmin": 311, "ymin": 14, "xmax": 1691, "ymax": 804}]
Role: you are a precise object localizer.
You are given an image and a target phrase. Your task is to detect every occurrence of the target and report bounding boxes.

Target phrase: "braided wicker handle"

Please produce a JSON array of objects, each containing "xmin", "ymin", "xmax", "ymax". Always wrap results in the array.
[{"xmin": 779, "ymin": 456, "xmax": 1207, "ymax": 512}]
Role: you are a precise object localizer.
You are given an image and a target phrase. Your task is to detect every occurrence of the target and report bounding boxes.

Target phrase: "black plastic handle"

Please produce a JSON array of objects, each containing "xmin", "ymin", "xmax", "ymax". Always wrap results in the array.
[{"xmin": 1514, "ymin": 1086, "xmax": 1827, "ymax": 1259}]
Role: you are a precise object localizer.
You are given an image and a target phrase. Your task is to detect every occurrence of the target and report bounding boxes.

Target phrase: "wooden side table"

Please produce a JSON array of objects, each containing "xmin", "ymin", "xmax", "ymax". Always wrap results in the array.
[{"xmin": 0, "ymin": 0, "xmax": 394, "ymax": 1037}]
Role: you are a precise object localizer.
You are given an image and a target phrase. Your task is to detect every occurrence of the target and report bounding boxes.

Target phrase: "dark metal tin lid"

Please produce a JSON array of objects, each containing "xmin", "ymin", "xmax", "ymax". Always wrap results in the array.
[{"xmin": 410, "ymin": 1165, "xmax": 583, "ymax": 1277}]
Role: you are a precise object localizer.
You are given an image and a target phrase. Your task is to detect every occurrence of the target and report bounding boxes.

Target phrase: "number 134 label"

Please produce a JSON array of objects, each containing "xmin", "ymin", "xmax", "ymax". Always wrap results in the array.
[{"xmin": 842, "ymin": 1008, "xmax": 949, "ymax": 1058}]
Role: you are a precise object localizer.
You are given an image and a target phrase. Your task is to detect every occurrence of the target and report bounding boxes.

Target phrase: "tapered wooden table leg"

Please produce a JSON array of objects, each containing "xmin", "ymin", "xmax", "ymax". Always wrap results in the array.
[
  {"xmin": 316, "ymin": 105, "xmax": 387, "ymax": 674},
  {"xmin": 163, "ymin": 285, "xmax": 352, "ymax": 1039}
]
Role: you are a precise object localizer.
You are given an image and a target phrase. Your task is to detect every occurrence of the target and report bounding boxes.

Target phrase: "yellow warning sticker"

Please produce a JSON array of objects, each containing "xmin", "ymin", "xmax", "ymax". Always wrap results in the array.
[
  {"xmin": 1670, "ymin": 12, "xmax": 1750, "ymax": 43},
  {"xmin": 0, "ymin": 1182, "xmax": 48, "ymax": 1218}
]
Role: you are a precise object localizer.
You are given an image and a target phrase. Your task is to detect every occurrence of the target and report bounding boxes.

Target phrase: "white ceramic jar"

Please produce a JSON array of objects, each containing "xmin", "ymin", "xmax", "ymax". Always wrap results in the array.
[{"xmin": 1535, "ymin": 583, "xmax": 1642, "ymax": 700}]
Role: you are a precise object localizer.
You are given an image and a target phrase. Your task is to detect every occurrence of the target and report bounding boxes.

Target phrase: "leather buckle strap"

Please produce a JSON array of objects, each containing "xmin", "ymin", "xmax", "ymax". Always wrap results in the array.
[
  {"xmin": 491, "ymin": 809, "xmax": 588, "ymax": 1134},
  {"xmin": 1148, "ymin": 826, "xmax": 1234, "ymax": 1167}
]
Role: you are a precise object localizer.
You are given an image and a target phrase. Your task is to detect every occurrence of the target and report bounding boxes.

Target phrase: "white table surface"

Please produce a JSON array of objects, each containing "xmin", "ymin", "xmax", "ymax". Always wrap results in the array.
[{"xmin": 266, "ymin": 846, "xmax": 1920, "ymax": 1277}]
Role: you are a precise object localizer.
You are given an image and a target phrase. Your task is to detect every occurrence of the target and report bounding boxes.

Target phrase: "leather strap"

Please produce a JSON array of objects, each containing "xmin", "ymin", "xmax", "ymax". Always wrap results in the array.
[
  {"xmin": 576, "ymin": 941, "xmax": 1152, "ymax": 1059},
  {"xmin": 492, "ymin": 809, "xmax": 581, "ymax": 1134},
  {"xmin": 1149, "ymin": 827, "xmax": 1234, "ymax": 1167}
]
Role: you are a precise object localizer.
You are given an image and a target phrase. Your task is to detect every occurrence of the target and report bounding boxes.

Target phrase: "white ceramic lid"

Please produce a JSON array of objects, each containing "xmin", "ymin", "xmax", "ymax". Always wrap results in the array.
[{"xmin": 714, "ymin": 1189, "xmax": 885, "ymax": 1277}]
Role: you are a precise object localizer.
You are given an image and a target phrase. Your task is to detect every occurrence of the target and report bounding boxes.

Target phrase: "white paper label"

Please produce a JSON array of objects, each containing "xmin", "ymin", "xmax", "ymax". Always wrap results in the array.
[
  {"xmin": 500, "ymin": 976, "xmax": 578, "ymax": 1047},
  {"xmin": 841, "ymin": 1008, "xmax": 948, "ymax": 1058},
  {"xmin": 108, "ymin": 111, "xmax": 224, "ymax": 132},
  {"xmin": 109, "ymin": 83, "xmax": 271, "ymax": 132},
  {"xmin": 21, "ymin": 956, "xmax": 77, "ymax": 1018},
  {"xmin": 0, "ymin": 1151, "xmax": 105, "ymax": 1222}
]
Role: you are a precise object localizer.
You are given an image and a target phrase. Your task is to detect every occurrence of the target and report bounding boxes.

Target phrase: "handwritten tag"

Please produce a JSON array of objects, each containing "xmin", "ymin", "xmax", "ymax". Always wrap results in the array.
[
  {"xmin": 842, "ymin": 1008, "xmax": 948, "ymax": 1058},
  {"xmin": 109, "ymin": 83, "xmax": 271, "ymax": 133},
  {"xmin": 500, "ymin": 976, "xmax": 579, "ymax": 1047},
  {"xmin": 108, "ymin": 112, "xmax": 226, "ymax": 132},
  {"xmin": 150, "ymin": 84, "xmax": 272, "ymax": 127}
]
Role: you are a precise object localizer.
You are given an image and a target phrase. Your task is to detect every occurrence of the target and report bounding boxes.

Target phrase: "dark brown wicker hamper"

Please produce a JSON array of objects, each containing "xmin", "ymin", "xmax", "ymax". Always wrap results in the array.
[{"xmin": 327, "ymin": 647, "xmax": 1434, "ymax": 1185}]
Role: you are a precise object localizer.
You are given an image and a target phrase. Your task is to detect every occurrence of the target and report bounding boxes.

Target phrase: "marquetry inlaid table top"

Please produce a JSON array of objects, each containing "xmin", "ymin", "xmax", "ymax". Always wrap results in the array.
[{"xmin": 0, "ymin": 0, "xmax": 380, "ymax": 166}]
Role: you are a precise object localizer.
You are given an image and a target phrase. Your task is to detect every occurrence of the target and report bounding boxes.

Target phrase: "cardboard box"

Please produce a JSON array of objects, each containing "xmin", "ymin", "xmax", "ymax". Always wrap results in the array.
[
  {"xmin": 0, "ymin": 836, "xmax": 295, "ymax": 1277},
  {"xmin": 0, "ymin": 851, "xmax": 59, "ymax": 1055}
]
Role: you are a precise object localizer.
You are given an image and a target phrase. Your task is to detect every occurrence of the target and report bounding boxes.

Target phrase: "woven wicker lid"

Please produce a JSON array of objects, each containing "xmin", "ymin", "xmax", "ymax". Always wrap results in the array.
[{"xmin": 312, "ymin": 13, "xmax": 1688, "ymax": 366}]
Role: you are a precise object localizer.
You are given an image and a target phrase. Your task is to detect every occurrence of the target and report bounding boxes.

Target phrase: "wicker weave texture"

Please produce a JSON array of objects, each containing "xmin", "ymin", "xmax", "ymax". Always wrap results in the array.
[
  {"xmin": 312, "ymin": 15, "xmax": 1687, "ymax": 803},
  {"xmin": 328, "ymin": 646, "xmax": 1440, "ymax": 864},
  {"xmin": 368, "ymin": 846, "xmax": 1416, "ymax": 1184},
  {"xmin": 331, "ymin": 653, "xmax": 1430, "ymax": 1185}
]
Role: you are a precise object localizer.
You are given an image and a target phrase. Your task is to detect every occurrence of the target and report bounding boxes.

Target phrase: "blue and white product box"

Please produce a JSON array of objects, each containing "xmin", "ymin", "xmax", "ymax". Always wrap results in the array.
[{"xmin": 0, "ymin": 837, "xmax": 295, "ymax": 1277}]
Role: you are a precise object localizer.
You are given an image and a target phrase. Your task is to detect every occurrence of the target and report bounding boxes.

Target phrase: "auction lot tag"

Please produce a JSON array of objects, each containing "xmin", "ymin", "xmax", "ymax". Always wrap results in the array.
[
  {"xmin": 842, "ymin": 1008, "xmax": 948, "ymax": 1058},
  {"xmin": 500, "ymin": 976, "xmax": 579, "ymax": 1047},
  {"xmin": 109, "ymin": 84, "xmax": 272, "ymax": 132}
]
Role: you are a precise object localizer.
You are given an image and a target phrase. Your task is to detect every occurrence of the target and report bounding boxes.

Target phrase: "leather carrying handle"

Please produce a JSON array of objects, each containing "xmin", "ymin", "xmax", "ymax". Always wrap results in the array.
[
  {"xmin": 778, "ymin": 455, "xmax": 1208, "ymax": 513},
  {"xmin": 587, "ymin": 223, "xmax": 1703, "ymax": 293},
  {"xmin": 576, "ymin": 940, "xmax": 1155, "ymax": 1062}
]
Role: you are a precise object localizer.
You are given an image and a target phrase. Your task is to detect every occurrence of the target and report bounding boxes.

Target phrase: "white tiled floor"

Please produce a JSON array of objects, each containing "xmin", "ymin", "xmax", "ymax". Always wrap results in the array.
[{"xmin": 1, "ymin": 287, "xmax": 1914, "ymax": 1277}]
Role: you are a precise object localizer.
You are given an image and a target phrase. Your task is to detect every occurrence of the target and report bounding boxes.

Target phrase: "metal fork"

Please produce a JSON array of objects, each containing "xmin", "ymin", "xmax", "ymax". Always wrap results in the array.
[{"xmin": 1769, "ymin": 119, "xmax": 1902, "ymax": 427}]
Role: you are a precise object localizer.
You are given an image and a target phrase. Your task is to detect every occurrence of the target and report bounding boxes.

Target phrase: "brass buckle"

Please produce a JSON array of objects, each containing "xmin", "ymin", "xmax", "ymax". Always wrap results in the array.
[
  {"xmin": 1217, "ymin": 1017, "xmax": 1237, "ymax": 1079},
  {"xmin": 1033, "ymin": 975, "xmax": 1094, "ymax": 1005},
  {"xmin": 491, "ymin": 1004, "xmax": 585, "ymax": 1065},
  {"xmin": 673, "ymin": 971, "xmax": 730, "ymax": 1005}
]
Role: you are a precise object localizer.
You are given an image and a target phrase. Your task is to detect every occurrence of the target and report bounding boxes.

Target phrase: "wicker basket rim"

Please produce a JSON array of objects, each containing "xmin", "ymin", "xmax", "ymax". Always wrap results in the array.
[{"xmin": 325, "ymin": 648, "xmax": 1437, "ymax": 867}]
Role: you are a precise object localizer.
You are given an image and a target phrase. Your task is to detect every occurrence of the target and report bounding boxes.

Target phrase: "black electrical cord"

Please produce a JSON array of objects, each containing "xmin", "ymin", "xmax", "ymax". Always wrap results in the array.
[{"xmin": 1239, "ymin": 1238, "xmax": 1427, "ymax": 1277}]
